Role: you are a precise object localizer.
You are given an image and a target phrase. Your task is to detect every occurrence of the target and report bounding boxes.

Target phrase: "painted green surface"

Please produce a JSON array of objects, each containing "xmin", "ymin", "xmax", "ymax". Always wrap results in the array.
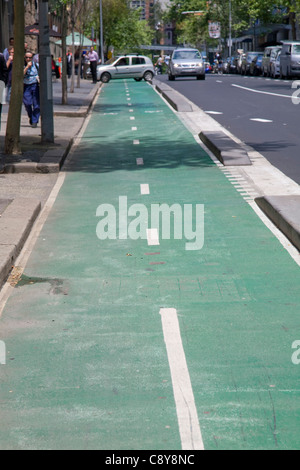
[{"xmin": 0, "ymin": 80, "xmax": 300, "ymax": 450}]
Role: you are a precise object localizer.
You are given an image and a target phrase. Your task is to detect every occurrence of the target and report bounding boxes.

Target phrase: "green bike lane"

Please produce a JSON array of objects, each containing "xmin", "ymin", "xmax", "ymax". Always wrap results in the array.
[{"xmin": 0, "ymin": 80, "xmax": 300, "ymax": 450}]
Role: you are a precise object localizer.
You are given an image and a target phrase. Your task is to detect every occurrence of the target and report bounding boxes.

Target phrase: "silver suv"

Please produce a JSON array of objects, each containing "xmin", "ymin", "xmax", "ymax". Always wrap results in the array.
[
  {"xmin": 168, "ymin": 48, "xmax": 205, "ymax": 81},
  {"xmin": 97, "ymin": 55, "xmax": 155, "ymax": 83}
]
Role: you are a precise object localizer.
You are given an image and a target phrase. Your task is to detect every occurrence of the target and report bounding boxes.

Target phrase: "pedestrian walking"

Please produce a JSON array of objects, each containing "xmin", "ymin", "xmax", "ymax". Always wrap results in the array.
[
  {"xmin": 23, "ymin": 51, "xmax": 40, "ymax": 128},
  {"xmin": 155, "ymin": 55, "xmax": 164, "ymax": 75},
  {"xmin": 87, "ymin": 47, "xmax": 99, "ymax": 84},
  {"xmin": 3, "ymin": 37, "xmax": 14, "ymax": 62},
  {"xmin": 6, "ymin": 46, "xmax": 14, "ymax": 103},
  {"xmin": 0, "ymin": 52, "xmax": 8, "ymax": 130}
]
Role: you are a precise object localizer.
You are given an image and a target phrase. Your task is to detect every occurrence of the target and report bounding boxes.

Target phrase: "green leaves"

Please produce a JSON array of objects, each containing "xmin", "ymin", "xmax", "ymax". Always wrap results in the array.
[{"xmin": 166, "ymin": 0, "xmax": 298, "ymax": 49}]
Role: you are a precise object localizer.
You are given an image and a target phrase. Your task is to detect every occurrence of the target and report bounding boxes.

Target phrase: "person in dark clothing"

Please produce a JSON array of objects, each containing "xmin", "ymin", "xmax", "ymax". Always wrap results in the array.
[
  {"xmin": 67, "ymin": 50, "xmax": 72, "ymax": 79},
  {"xmin": 23, "ymin": 52, "xmax": 40, "ymax": 128},
  {"xmin": 0, "ymin": 53, "xmax": 8, "ymax": 130}
]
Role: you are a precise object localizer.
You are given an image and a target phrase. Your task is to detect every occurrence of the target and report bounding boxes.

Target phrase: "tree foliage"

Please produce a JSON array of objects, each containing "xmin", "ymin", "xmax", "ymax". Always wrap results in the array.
[
  {"xmin": 166, "ymin": 0, "xmax": 300, "ymax": 48},
  {"xmin": 83, "ymin": 0, "xmax": 154, "ymax": 54},
  {"xmin": 50, "ymin": 0, "xmax": 154, "ymax": 54}
]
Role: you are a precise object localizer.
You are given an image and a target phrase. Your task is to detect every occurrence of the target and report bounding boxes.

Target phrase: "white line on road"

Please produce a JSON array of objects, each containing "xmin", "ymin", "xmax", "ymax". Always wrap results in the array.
[
  {"xmin": 146, "ymin": 228, "xmax": 159, "ymax": 246},
  {"xmin": 140, "ymin": 184, "xmax": 150, "ymax": 195},
  {"xmin": 232, "ymin": 83, "xmax": 297, "ymax": 100},
  {"xmin": 160, "ymin": 308, "xmax": 204, "ymax": 450},
  {"xmin": 205, "ymin": 111, "xmax": 223, "ymax": 115},
  {"xmin": 250, "ymin": 118, "xmax": 273, "ymax": 123}
]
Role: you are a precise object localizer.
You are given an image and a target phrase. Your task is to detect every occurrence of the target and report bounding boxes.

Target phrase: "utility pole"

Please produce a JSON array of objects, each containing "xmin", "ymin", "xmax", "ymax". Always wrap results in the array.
[
  {"xmin": 229, "ymin": 0, "xmax": 232, "ymax": 57},
  {"xmin": 39, "ymin": 0, "xmax": 54, "ymax": 143},
  {"xmin": 99, "ymin": 0, "xmax": 104, "ymax": 64}
]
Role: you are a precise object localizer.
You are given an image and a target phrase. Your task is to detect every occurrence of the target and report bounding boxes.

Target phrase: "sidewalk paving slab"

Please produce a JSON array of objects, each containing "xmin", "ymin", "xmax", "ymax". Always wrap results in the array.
[
  {"xmin": 0, "ymin": 79, "xmax": 101, "ymax": 174},
  {"xmin": 0, "ymin": 198, "xmax": 41, "ymax": 287}
]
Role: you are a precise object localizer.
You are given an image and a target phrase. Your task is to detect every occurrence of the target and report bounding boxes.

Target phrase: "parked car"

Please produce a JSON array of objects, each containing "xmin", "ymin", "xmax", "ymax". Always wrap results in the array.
[
  {"xmin": 241, "ymin": 52, "xmax": 262, "ymax": 75},
  {"xmin": 221, "ymin": 57, "xmax": 231, "ymax": 74},
  {"xmin": 226, "ymin": 56, "xmax": 238, "ymax": 74},
  {"xmin": 262, "ymin": 46, "xmax": 281, "ymax": 76},
  {"xmin": 96, "ymin": 55, "xmax": 155, "ymax": 83},
  {"xmin": 249, "ymin": 52, "xmax": 264, "ymax": 75},
  {"xmin": 270, "ymin": 49, "xmax": 281, "ymax": 78},
  {"xmin": 280, "ymin": 41, "xmax": 300, "ymax": 78},
  {"xmin": 168, "ymin": 48, "xmax": 205, "ymax": 81}
]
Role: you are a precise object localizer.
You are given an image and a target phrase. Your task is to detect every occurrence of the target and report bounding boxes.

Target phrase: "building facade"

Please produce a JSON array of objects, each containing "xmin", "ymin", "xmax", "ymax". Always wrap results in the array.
[{"xmin": 1, "ymin": 1, "xmax": 62, "ymax": 55}]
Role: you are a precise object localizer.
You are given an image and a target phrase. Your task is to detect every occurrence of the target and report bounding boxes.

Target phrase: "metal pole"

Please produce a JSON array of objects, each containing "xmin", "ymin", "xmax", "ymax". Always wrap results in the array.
[
  {"xmin": 229, "ymin": 0, "xmax": 232, "ymax": 57},
  {"xmin": 39, "ymin": 0, "xmax": 54, "ymax": 143},
  {"xmin": 99, "ymin": 0, "xmax": 104, "ymax": 64}
]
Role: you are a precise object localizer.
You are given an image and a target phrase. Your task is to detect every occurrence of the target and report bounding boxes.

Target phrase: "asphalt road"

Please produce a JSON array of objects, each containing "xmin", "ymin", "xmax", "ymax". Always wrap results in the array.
[{"xmin": 157, "ymin": 73, "xmax": 300, "ymax": 185}]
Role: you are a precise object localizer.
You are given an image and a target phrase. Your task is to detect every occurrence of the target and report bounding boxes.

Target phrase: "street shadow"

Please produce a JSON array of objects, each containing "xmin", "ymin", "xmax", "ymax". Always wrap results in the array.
[
  {"xmin": 63, "ymin": 133, "xmax": 214, "ymax": 173},
  {"xmin": 246, "ymin": 140, "xmax": 297, "ymax": 153}
]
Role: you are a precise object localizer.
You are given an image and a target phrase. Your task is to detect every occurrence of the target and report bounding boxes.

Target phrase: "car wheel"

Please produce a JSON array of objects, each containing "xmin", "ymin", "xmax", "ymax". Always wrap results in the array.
[
  {"xmin": 101, "ymin": 72, "xmax": 111, "ymax": 83},
  {"xmin": 196, "ymin": 75, "xmax": 205, "ymax": 80},
  {"xmin": 144, "ymin": 71, "xmax": 153, "ymax": 82},
  {"xmin": 168, "ymin": 74, "xmax": 175, "ymax": 81}
]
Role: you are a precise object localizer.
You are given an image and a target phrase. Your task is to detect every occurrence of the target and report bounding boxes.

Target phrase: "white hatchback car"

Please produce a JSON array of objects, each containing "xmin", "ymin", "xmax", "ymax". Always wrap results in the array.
[{"xmin": 97, "ymin": 55, "xmax": 155, "ymax": 83}]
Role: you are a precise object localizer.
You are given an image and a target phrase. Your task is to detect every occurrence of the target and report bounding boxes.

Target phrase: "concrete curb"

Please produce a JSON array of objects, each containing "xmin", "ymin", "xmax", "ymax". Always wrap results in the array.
[
  {"xmin": 199, "ymin": 131, "xmax": 252, "ymax": 166},
  {"xmin": 0, "ymin": 198, "xmax": 41, "ymax": 288},
  {"xmin": 153, "ymin": 79, "xmax": 193, "ymax": 112},
  {"xmin": 3, "ymin": 140, "xmax": 73, "ymax": 174},
  {"xmin": 255, "ymin": 195, "xmax": 300, "ymax": 252}
]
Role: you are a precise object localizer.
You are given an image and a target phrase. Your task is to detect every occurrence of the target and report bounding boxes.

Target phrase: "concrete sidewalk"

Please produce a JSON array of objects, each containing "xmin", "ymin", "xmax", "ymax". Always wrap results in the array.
[
  {"xmin": 0, "ymin": 78, "xmax": 101, "ymax": 290},
  {"xmin": 0, "ymin": 78, "xmax": 101, "ymax": 173}
]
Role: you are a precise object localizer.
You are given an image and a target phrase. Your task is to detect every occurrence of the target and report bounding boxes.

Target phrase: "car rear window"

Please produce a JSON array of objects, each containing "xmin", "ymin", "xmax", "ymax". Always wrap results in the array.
[{"xmin": 132, "ymin": 57, "xmax": 146, "ymax": 65}]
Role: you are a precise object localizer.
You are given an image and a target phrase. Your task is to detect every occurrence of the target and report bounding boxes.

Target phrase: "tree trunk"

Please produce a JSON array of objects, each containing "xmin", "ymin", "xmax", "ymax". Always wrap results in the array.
[
  {"xmin": 4, "ymin": 1, "xmax": 24, "ymax": 155},
  {"xmin": 70, "ymin": 5, "xmax": 75, "ymax": 94},
  {"xmin": 61, "ymin": 3, "xmax": 68, "ymax": 105},
  {"xmin": 39, "ymin": 0, "xmax": 54, "ymax": 143},
  {"xmin": 290, "ymin": 11, "xmax": 297, "ymax": 40}
]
